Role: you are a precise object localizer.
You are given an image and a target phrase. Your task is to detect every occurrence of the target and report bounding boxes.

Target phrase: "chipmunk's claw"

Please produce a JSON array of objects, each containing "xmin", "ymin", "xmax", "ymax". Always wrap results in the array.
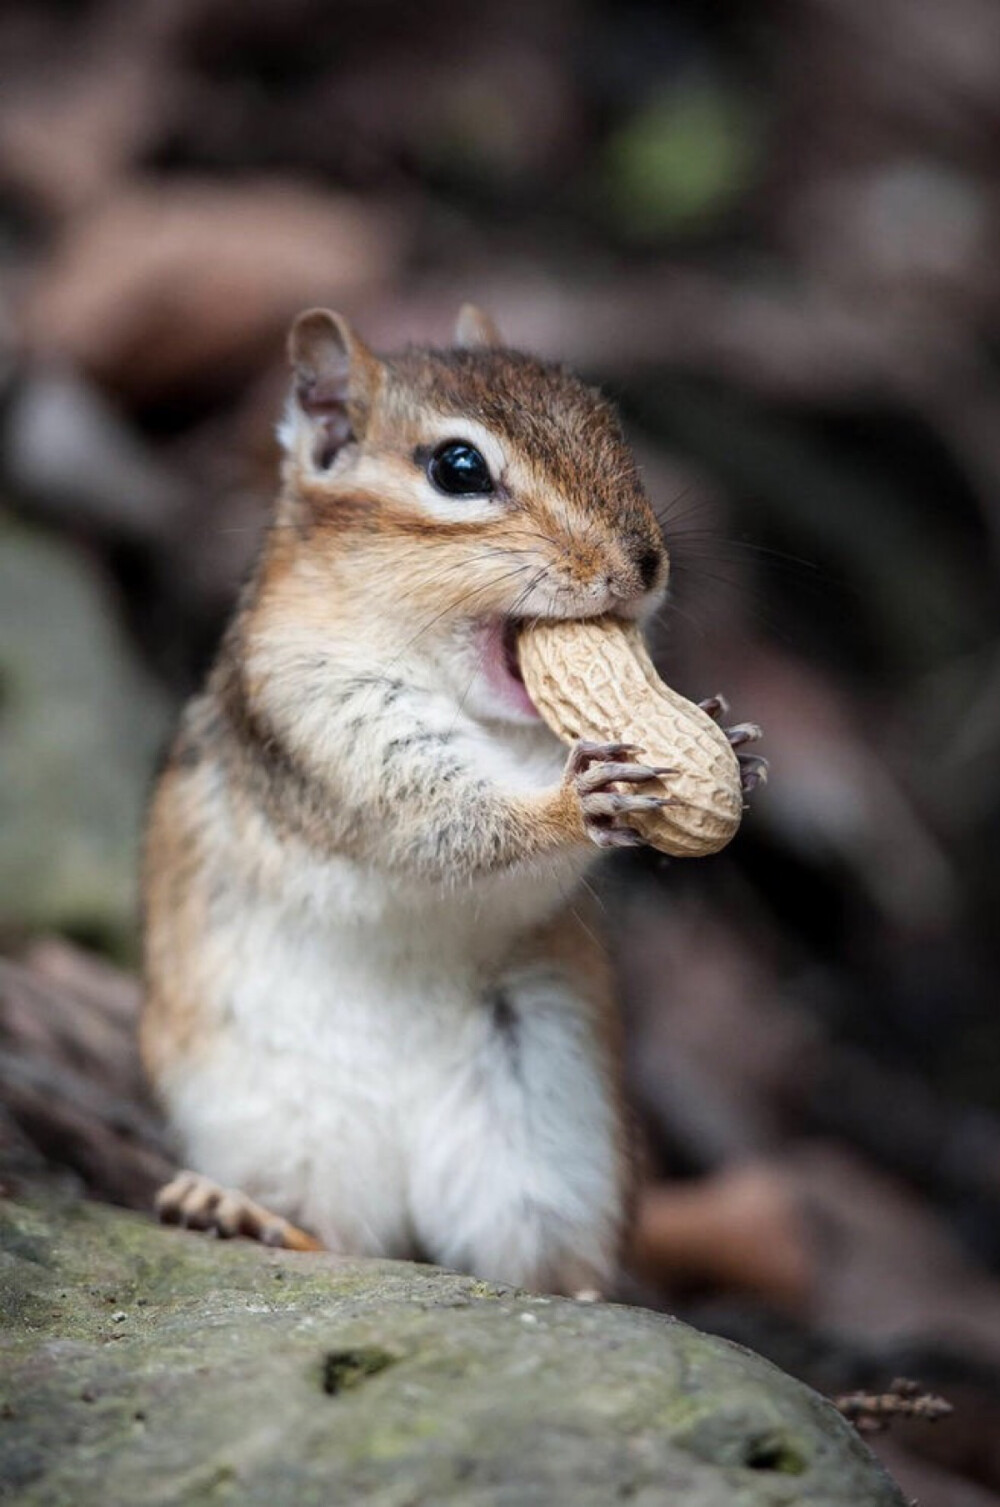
[
  {"xmin": 700, "ymin": 700, "xmax": 767, "ymax": 794},
  {"xmin": 699, "ymin": 695, "xmax": 730, "ymax": 723},
  {"xmin": 725, "ymin": 722, "xmax": 763, "ymax": 749},
  {"xmin": 575, "ymin": 761, "xmax": 673, "ymax": 793},
  {"xmin": 589, "ymin": 823, "xmax": 646, "ymax": 849},
  {"xmin": 567, "ymin": 739, "xmax": 644, "ymax": 772},
  {"xmin": 738, "ymin": 754, "xmax": 769, "ymax": 795},
  {"xmin": 567, "ymin": 739, "xmax": 664, "ymax": 850}
]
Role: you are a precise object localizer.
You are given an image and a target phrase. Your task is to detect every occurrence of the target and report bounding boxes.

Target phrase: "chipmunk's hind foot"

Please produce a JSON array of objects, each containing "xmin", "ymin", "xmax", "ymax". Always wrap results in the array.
[{"xmin": 155, "ymin": 1170, "xmax": 323, "ymax": 1251}]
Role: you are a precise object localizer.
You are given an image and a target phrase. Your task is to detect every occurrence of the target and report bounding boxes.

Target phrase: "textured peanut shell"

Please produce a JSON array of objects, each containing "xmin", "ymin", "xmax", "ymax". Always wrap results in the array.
[{"xmin": 518, "ymin": 616, "xmax": 742, "ymax": 857}]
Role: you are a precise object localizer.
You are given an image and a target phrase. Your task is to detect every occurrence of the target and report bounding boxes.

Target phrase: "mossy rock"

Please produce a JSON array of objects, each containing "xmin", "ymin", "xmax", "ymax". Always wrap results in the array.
[
  {"xmin": 0, "ymin": 1189, "xmax": 904, "ymax": 1506},
  {"xmin": 0, "ymin": 520, "xmax": 170, "ymax": 956}
]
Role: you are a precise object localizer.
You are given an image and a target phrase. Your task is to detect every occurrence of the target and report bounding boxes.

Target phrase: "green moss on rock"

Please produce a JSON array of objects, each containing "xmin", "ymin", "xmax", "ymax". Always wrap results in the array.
[{"xmin": 0, "ymin": 1189, "xmax": 905, "ymax": 1506}]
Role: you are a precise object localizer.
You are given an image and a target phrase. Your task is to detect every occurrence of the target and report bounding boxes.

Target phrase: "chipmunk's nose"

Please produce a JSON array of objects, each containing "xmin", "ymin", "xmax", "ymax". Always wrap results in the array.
[
  {"xmin": 636, "ymin": 545, "xmax": 663, "ymax": 592},
  {"xmin": 629, "ymin": 534, "xmax": 669, "ymax": 598},
  {"xmin": 603, "ymin": 539, "xmax": 668, "ymax": 619}
]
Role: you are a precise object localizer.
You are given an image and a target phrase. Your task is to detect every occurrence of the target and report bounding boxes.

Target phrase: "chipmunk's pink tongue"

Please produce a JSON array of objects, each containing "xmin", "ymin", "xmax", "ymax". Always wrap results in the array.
[{"xmin": 482, "ymin": 619, "xmax": 541, "ymax": 719}]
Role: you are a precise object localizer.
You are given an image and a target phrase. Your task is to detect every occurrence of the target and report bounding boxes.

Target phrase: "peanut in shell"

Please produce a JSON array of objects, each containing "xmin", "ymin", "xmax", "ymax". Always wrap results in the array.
[{"xmin": 517, "ymin": 616, "xmax": 743, "ymax": 858}]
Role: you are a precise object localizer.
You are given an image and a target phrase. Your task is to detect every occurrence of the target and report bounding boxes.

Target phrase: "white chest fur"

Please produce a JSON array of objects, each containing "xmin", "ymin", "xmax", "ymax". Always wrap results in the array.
[{"xmin": 165, "ymin": 841, "xmax": 622, "ymax": 1289}]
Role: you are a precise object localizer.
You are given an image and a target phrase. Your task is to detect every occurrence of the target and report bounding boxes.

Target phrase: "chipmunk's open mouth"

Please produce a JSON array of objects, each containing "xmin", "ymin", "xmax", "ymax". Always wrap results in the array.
[
  {"xmin": 502, "ymin": 618, "xmax": 525, "ymax": 686},
  {"xmin": 479, "ymin": 617, "xmax": 540, "ymax": 720}
]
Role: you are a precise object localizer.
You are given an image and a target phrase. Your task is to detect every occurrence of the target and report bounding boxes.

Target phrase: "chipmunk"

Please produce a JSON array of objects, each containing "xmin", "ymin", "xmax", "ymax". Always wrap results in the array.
[{"xmin": 141, "ymin": 305, "xmax": 763, "ymax": 1295}]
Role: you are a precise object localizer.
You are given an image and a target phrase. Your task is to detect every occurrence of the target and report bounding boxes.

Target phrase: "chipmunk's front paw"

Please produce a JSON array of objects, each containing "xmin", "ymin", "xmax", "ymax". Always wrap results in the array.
[
  {"xmin": 155, "ymin": 1170, "xmax": 322, "ymax": 1251},
  {"xmin": 699, "ymin": 698, "xmax": 769, "ymax": 797},
  {"xmin": 565, "ymin": 739, "xmax": 673, "ymax": 850}
]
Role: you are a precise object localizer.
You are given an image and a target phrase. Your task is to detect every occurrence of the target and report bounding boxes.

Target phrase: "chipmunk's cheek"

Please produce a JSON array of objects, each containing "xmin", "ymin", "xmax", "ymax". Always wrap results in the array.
[{"xmin": 477, "ymin": 619, "xmax": 541, "ymax": 721}]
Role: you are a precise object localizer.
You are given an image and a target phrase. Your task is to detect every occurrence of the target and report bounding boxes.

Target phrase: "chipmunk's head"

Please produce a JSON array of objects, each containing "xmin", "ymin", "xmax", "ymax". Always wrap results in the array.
[{"xmin": 276, "ymin": 305, "xmax": 667, "ymax": 722}]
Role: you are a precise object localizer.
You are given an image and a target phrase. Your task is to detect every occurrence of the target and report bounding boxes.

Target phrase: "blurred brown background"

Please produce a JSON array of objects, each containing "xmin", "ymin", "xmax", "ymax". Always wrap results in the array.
[{"xmin": 2, "ymin": 2, "xmax": 1000, "ymax": 1500}]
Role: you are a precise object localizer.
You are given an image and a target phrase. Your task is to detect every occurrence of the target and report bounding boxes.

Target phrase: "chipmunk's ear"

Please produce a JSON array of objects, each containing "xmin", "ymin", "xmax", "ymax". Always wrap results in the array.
[
  {"xmin": 282, "ymin": 308, "xmax": 381, "ymax": 468},
  {"xmin": 454, "ymin": 304, "xmax": 502, "ymax": 350}
]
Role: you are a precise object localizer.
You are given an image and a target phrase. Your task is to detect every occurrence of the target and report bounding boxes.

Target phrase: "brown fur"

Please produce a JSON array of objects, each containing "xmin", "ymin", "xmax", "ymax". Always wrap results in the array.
[
  {"xmin": 289, "ymin": 345, "xmax": 661, "ymax": 566},
  {"xmin": 142, "ymin": 307, "xmax": 665, "ymax": 1287},
  {"xmin": 146, "ymin": 323, "xmax": 666, "ymax": 882}
]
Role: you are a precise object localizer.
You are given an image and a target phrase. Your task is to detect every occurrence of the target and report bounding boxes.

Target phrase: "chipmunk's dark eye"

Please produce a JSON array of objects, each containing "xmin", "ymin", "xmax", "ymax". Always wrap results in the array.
[{"xmin": 427, "ymin": 441, "xmax": 493, "ymax": 497}]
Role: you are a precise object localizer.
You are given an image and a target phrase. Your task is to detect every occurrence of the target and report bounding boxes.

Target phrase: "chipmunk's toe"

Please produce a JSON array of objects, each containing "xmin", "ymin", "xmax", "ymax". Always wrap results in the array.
[
  {"xmin": 725, "ymin": 722, "xmax": 763, "ymax": 749},
  {"xmin": 738, "ymin": 754, "xmax": 769, "ymax": 795},
  {"xmin": 567, "ymin": 739, "xmax": 671, "ymax": 850},
  {"xmin": 155, "ymin": 1171, "xmax": 322, "ymax": 1251},
  {"xmin": 698, "ymin": 694, "xmax": 730, "ymax": 723},
  {"xmin": 575, "ymin": 760, "xmax": 674, "ymax": 794},
  {"xmin": 156, "ymin": 1170, "xmax": 222, "ymax": 1230},
  {"xmin": 566, "ymin": 739, "xmax": 644, "ymax": 773}
]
